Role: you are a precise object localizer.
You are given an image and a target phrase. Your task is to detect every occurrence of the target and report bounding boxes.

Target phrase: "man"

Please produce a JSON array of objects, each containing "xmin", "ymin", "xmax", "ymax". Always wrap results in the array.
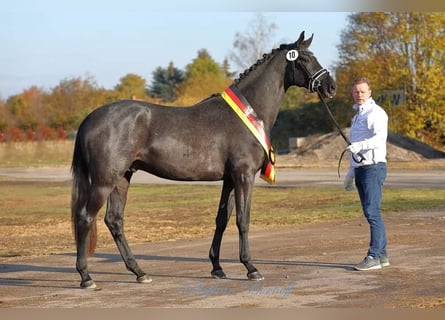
[{"xmin": 344, "ymin": 77, "xmax": 390, "ymax": 271}]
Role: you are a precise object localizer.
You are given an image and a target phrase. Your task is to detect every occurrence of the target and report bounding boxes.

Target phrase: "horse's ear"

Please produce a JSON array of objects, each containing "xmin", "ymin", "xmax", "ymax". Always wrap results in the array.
[
  {"xmin": 302, "ymin": 33, "xmax": 314, "ymax": 49},
  {"xmin": 295, "ymin": 31, "xmax": 305, "ymax": 47}
]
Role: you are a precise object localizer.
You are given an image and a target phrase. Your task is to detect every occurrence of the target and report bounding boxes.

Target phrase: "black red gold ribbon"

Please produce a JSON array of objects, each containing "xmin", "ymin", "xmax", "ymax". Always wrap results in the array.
[{"xmin": 221, "ymin": 85, "xmax": 276, "ymax": 184}]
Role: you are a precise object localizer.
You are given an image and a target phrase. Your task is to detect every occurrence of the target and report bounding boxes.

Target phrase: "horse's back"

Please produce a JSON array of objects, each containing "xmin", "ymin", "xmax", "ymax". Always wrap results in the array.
[{"xmin": 75, "ymin": 99, "xmax": 253, "ymax": 182}]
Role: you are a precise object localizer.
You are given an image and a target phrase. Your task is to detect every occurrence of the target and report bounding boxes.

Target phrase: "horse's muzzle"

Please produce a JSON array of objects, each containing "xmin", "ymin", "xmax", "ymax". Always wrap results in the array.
[{"xmin": 320, "ymin": 76, "xmax": 337, "ymax": 99}]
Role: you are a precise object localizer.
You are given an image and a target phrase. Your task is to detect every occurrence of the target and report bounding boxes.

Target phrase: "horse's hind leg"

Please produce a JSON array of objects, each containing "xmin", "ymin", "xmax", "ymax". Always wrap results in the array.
[
  {"xmin": 75, "ymin": 185, "xmax": 112, "ymax": 289},
  {"xmin": 209, "ymin": 180, "xmax": 234, "ymax": 279},
  {"xmin": 104, "ymin": 174, "xmax": 151, "ymax": 284}
]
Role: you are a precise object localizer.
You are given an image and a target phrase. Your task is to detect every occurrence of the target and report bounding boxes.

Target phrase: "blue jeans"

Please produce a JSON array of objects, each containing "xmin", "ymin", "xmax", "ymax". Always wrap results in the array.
[{"xmin": 354, "ymin": 162, "xmax": 387, "ymax": 259}]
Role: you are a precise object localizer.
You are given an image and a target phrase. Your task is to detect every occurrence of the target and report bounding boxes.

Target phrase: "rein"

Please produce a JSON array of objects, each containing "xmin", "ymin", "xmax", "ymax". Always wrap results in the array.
[
  {"xmin": 316, "ymin": 90, "xmax": 364, "ymax": 178},
  {"xmin": 288, "ymin": 57, "xmax": 361, "ymax": 177}
]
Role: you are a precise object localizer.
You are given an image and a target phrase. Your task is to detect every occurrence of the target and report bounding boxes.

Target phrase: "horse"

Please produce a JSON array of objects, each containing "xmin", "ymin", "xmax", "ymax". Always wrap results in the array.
[{"xmin": 71, "ymin": 31, "xmax": 336, "ymax": 289}]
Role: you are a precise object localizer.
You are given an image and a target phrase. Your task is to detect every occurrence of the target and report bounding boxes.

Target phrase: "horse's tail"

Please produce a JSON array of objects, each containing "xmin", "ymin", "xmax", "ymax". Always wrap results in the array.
[{"xmin": 71, "ymin": 133, "xmax": 97, "ymax": 256}]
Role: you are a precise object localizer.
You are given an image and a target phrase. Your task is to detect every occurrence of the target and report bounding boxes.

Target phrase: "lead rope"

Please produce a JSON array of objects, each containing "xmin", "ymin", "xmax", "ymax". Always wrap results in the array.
[{"xmin": 316, "ymin": 90, "xmax": 364, "ymax": 178}]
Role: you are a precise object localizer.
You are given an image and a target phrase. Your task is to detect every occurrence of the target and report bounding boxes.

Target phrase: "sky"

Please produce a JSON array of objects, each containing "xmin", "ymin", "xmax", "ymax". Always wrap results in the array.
[{"xmin": 0, "ymin": 1, "xmax": 354, "ymax": 99}]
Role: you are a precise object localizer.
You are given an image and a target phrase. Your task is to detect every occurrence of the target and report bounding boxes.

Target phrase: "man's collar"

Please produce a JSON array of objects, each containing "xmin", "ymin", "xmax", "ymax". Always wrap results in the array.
[{"xmin": 353, "ymin": 97, "xmax": 375, "ymax": 113}]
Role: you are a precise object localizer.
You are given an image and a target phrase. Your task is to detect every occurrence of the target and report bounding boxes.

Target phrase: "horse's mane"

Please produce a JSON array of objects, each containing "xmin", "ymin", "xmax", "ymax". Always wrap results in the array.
[
  {"xmin": 233, "ymin": 43, "xmax": 293, "ymax": 85},
  {"xmin": 199, "ymin": 43, "xmax": 294, "ymax": 103}
]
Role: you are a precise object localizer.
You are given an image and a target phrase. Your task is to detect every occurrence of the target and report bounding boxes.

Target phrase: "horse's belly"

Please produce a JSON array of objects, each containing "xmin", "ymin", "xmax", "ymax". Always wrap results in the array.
[
  {"xmin": 145, "ymin": 133, "xmax": 228, "ymax": 179},
  {"xmin": 140, "ymin": 149, "xmax": 225, "ymax": 181}
]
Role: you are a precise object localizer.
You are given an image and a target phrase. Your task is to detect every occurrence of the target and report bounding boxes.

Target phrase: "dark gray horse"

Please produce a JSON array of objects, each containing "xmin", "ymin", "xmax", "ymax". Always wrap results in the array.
[{"xmin": 71, "ymin": 31, "xmax": 336, "ymax": 289}]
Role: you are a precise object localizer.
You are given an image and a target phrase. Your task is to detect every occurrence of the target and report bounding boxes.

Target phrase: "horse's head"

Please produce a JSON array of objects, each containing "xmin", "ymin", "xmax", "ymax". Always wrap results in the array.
[{"xmin": 284, "ymin": 31, "xmax": 336, "ymax": 99}]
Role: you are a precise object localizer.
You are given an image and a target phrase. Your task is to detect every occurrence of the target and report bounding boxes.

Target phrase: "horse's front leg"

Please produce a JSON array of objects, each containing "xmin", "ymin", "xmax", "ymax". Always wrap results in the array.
[
  {"xmin": 234, "ymin": 172, "xmax": 264, "ymax": 281},
  {"xmin": 209, "ymin": 180, "xmax": 234, "ymax": 279}
]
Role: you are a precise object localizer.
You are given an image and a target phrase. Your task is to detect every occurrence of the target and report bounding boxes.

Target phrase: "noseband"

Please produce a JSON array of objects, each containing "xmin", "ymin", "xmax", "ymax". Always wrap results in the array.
[
  {"xmin": 307, "ymin": 68, "xmax": 329, "ymax": 93},
  {"xmin": 288, "ymin": 51, "xmax": 329, "ymax": 93}
]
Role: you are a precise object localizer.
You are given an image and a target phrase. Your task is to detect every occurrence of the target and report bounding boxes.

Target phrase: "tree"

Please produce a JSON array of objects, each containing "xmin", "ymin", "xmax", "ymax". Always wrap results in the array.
[
  {"xmin": 175, "ymin": 49, "xmax": 231, "ymax": 105},
  {"xmin": 221, "ymin": 58, "xmax": 236, "ymax": 79},
  {"xmin": 334, "ymin": 12, "xmax": 445, "ymax": 148},
  {"xmin": 228, "ymin": 13, "xmax": 278, "ymax": 75},
  {"xmin": 46, "ymin": 76, "xmax": 107, "ymax": 130},
  {"xmin": 5, "ymin": 86, "xmax": 46, "ymax": 130},
  {"xmin": 114, "ymin": 73, "xmax": 150, "ymax": 100},
  {"xmin": 149, "ymin": 62, "xmax": 185, "ymax": 102},
  {"xmin": 0, "ymin": 99, "xmax": 7, "ymax": 132}
]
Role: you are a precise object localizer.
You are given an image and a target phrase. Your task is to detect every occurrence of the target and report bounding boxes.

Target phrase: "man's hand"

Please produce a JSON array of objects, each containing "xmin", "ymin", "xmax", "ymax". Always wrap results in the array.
[{"xmin": 346, "ymin": 141, "xmax": 364, "ymax": 155}]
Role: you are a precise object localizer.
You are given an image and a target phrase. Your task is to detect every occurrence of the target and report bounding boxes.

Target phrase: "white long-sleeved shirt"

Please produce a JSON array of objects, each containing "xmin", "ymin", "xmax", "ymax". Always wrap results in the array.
[{"xmin": 347, "ymin": 97, "xmax": 388, "ymax": 174}]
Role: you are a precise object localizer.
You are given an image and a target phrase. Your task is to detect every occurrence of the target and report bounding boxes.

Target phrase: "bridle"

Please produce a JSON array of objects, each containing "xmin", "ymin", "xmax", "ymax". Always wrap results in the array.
[
  {"xmin": 308, "ymin": 68, "xmax": 330, "ymax": 93},
  {"xmin": 288, "ymin": 50, "xmax": 330, "ymax": 94},
  {"xmin": 288, "ymin": 51, "xmax": 364, "ymax": 177}
]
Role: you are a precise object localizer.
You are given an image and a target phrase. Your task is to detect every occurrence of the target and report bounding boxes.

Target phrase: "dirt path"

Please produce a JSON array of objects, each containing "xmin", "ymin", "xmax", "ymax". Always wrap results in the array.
[{"xmin": 1, "ymin": 208, "xmax": 444, "ymax": 308}]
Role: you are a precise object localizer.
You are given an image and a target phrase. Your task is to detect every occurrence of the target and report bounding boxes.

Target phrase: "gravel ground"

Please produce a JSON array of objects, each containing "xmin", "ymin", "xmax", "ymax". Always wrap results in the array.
[{"xmin": 1, "ymin": 207, "xmax": 444, "ymax": 308}]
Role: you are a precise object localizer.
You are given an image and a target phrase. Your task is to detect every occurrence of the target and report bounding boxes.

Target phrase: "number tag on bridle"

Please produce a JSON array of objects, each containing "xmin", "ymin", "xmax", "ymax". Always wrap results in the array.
[{"xmin": 286, "ymin": 50, "xmax": 299, "ymax": 61}]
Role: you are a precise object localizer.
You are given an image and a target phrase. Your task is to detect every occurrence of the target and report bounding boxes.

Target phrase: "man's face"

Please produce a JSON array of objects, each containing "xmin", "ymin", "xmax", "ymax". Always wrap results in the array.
[{"xmin": 352, "ymin": 82, "xmax": 371, "ymax": 105}]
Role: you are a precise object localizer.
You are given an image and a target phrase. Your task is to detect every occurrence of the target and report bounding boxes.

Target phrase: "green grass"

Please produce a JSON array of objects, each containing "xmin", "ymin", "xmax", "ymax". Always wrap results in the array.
[
  {"xmin": 0, "ymin": 182, "xmax": 71, "ymax": 221},
  {"xmin": 0, "ymin": 181, "xmax": 444, "ymax": 258},
  {"xmin": 1, "ymin": 182, "xmax": 443, "ymax": 225}
]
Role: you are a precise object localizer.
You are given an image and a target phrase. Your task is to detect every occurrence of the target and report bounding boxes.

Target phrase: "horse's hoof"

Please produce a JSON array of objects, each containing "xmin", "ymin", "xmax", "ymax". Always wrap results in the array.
[
  {"xmin": 247, "ymin": 271, "xmax": 264, "ymax": 281},
  {"xmin": 80, "ymin": 280, "xmax": 98, "ymax": 289},
  {"xmin": 137, "ymin": 274, "xmax": 153, "ymax": 284},
  {"xmin": 211, "ymin": 269, "xmax": 227, "ymax": 279}
]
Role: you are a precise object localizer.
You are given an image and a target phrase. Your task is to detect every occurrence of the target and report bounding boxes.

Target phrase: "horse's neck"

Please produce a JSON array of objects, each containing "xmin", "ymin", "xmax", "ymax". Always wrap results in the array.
[{"xmin": 237, "ymin": 56, "xmax": 287, "ymax": 132}]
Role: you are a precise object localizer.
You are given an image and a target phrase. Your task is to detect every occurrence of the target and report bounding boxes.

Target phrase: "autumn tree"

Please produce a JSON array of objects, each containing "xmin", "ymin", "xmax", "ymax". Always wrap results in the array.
[
  {"xmin": 174, "ymin": 49, "xmax": 231, "ymax": 105},
  {"xmin": 4, "ymin": 86, "xmax": 47, "ymax": 130},
  {"xmin": 0, "ymin": 99, "xmax": 7, "ymax": 132},
  {"xmin": 46, "ymin": 76, "xmax": 108, "ymax": 130},
  {"xmin": 335, "ymin": 12, "xmax": 445, "ymax": 148},
  {"xmin": 114, "ymin": 73, "xmax": 150, "ymax": 101}
]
